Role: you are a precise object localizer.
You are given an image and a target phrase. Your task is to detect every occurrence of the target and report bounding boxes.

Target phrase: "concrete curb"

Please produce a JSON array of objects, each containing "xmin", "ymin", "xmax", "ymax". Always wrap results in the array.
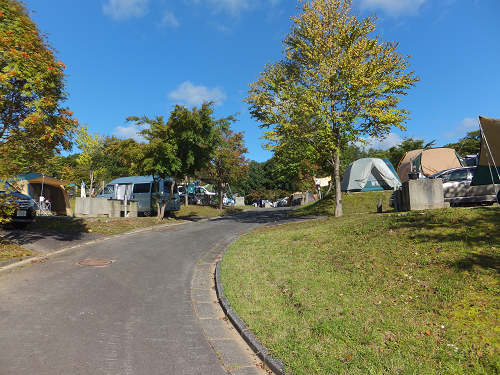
[
  {"xmin": 0, "ymin": 255, "xmax": 36, "ymax": 269},
  {"xmin": 215, "ymin": 256, "xmax": 287, "ymax": 375}
]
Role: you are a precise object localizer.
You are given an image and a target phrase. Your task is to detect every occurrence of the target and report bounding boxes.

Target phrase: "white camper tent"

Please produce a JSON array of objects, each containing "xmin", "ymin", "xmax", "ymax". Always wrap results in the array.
[{"xmin": 341, "ymin": 158, "xmax": 401, "ymax": 192}]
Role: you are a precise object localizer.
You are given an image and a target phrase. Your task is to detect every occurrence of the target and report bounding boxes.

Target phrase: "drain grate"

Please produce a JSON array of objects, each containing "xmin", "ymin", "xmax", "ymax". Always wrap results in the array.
[{"xmin": 78, "ymin": 259, "xmax": 113, "ymax": 267}]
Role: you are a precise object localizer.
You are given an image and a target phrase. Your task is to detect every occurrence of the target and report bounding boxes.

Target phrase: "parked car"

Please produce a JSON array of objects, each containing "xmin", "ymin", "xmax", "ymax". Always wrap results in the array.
[
  {"xmin": 276, "ymin": 197, "xmax": 289, "ymax": 207},
  {"xmin": 196, "ymin": 186, "xmax": 216, "ymax": 196},
  {"xmin": 0, "ymin": 182, "xmax": 36, "ymax": 229},
  {"xmin": 179, "ymin": 185, "xmax": 216, "ymax": 205},
  {"xmin": 429, "ymin": 166, "xmax": 498, "ymax": 206}
]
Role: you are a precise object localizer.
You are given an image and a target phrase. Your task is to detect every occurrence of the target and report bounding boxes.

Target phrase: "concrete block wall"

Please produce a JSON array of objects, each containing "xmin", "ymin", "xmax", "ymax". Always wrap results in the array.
[
  {"xmin": 396, "ymin": 179, "xmax": 450, "ymax": 211},
  {"xmin": 75, "ymin": 197, "xmax": 138, "ymax": 218}
]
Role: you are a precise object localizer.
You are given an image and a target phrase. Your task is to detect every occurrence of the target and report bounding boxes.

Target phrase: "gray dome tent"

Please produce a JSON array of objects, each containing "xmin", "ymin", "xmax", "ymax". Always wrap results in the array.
[{"xmin": 341, "ymin": 158, "xmax": 401, "ymax": 192}]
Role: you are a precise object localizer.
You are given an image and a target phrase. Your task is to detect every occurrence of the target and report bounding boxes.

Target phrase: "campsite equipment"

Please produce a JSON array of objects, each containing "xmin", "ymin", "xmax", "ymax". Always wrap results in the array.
[
  {"xmin": 471, "ymin": 116, "xmax": 500, "ymax": 185},
  {"xmin": 341, "ymin": 158, "xmax": 401, "ymax": 192},
  {"xmin": 10, "ymin": 173, "xmax": 74, "ymax": 216},
  {"xmin": 397, "ymin": 148, "xmax": 465, "ymax": 183}
]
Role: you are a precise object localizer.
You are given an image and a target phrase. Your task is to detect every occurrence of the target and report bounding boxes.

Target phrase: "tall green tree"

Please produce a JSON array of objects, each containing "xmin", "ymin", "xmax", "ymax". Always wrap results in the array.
[
  {"xmin": 75, "ymin": 124, "xmax": 105, "ymax": 195},
  {"xmin": 127, "ymin": 101, "xmax": 235, "ymax": 219},
  {"xmin": 0, "ymin": 1, "xmax": 77, "ymax": 177},
  {"xmin": 444, "ymin": 130, "xmax": 481, "ymax": 157},
  {"xmin": 202, "ymin": 129, "xmax": 250, "ymax": 209},
  {"xmin": 272, "ymin": 137, "xmax": 324, "ymax": 193},
  {"xmin": 245, "ymin": 0, "xmax": 419, "ymax": 216},
  {"xmin": 102, "ymin": 136, "xmax": 145, "ymax": 181}
]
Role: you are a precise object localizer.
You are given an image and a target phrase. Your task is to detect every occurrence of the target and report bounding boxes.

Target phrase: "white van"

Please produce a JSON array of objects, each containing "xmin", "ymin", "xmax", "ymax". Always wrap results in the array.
[{"xmin": 98, "ymin": 176, "xmax": 180, "ymax": 216}]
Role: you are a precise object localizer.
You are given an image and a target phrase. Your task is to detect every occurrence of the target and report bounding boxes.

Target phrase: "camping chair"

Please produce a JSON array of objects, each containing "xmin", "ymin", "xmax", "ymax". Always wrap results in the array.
[{"xmin": 37, "ymin": 196, "xmax": 52, "ymax": 215}]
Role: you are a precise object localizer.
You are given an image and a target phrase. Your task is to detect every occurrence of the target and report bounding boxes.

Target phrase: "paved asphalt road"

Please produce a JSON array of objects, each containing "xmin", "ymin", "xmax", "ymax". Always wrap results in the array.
[{"xmin": 0, "ymin": 207, "xmax": 305, "ymax": 375}]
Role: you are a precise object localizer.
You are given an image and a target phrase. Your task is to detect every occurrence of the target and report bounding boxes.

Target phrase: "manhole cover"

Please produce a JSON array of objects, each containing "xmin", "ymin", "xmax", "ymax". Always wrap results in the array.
[{"xmin": 78, "ymin": 259, "xmax": 113, "ymax": 267}]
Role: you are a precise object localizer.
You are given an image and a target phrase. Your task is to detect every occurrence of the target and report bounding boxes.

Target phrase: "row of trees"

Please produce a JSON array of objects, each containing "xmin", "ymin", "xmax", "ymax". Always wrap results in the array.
[
  {"xmin": 1, "ymin": 1, "xmax": 250, "ymax": 218},
  {"xmin": 1, "ymin": 0, "xmax": 483, "ymax": 218},
  {"xmin": 54, "ymin": 102, "xmax": 250, "ymax": 216}
]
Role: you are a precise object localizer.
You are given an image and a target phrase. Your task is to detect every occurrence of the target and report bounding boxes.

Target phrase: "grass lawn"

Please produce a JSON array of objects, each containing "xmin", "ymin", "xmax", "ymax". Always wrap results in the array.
[
  {"xmin": 0, "ymin": 203, "xmax": 250, "ymax": 262},
  {"xmin": 292, "ymin": 190, "xmax": 394, "ymax": 216},
  {"xmin": 221, "ymin": 194, "xmax": 500, "ymax": 374}
]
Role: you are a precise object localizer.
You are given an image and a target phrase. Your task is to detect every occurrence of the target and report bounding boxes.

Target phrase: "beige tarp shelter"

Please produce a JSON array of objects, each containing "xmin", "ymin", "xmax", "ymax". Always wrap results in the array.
[
  {"xmin": 397, "ymin": 148, "xmax": 465, "ymax": 183},
  {"xmin": 10, "ymin": 173, "xmax": 74, "ymax": 216},
  {"xmin": 471, "ymin": 116, "xmax": 500, "ymax": 185}
]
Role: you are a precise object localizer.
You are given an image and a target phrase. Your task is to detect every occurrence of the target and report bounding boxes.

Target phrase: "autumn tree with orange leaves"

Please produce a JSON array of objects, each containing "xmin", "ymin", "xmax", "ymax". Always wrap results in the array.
[{"xmin": 0, "ymin": 0, "xmax": 78, "ymax": 176}]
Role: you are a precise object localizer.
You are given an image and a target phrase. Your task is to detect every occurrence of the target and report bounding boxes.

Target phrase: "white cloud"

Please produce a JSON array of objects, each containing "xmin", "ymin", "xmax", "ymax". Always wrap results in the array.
[
  {"xmin": 113, "ymin": 124, "xmax": 147, "ymax": 142},
  {"xmin": 167, "ymin": 81, "xmax": 226, "ymax": 107},
  {"xmin": 358, "ymin": 132, "xmax": 403, "ymax": 149},
  {"xmin": 211, "ymin": 20, "xmax": 232, "ymax": 33},
  {"xmin": 357, "ymin": 0, "xmax": 427, "ymax": 17},
  {"xmin": 159, "ymin": 10, "xmax": 179, "ymax": 28},
  {"xmin": 102, "ymin": 0, "xmax": 149, "ymax": 20},
  {"xmin": 442, "ymin": 117, "xmax": 479, "ymax": 140},
  {"xmin": 206, "ymin": 0, "xmax": 252, "ymax": 15}
]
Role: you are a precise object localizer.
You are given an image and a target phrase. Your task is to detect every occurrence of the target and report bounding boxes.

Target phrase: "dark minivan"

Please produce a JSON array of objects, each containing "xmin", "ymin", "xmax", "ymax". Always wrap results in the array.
[{"xmin": 0, "ymin": 182, "xmax": 36, "ymax": 229}]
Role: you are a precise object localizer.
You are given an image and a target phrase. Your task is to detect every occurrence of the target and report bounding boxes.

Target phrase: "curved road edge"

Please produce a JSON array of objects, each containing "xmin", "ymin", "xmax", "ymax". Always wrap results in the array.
[{"xmin": 215, "ymin": 255, "xmax": 286, "ymax": 375}]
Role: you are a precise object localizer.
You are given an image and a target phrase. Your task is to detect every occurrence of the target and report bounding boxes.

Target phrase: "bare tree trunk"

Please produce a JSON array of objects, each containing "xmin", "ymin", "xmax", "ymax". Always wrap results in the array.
[
  {"xmin": 157, "ymin": 204, "xmax": 165, "ymax": 222},
  {"xmin": 157, "ymin": 179, "xmax": 174, "ymax": 222},
  {"xmin": 334, "ymin": 150, "xmax": 342, "ymax": 217},
  {"xmin": 89, "ymin": 170, "xmax": 94, "ymax": 197},
  {"xmin": 183, "ymin": 176, "xmax": 188, "ymax": 206},
  {"xmin": 218, "ymin": 181, "xmax": 223, "ymax": 210}
]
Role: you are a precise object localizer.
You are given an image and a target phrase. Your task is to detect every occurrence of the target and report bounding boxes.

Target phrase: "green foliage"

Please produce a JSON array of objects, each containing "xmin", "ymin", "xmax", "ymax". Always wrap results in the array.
[
  {"xmin": 232, "ymin": 158, "xmax": 294, "ymax": 203},
  {"xmin": 0, "ymin": 0, "xmax": 77, "ymax": 177},
  {"xmin": 201, "ymin": 129, "xmax": 250, "ymax": 209},
  {"xmin": 128, "ymin": 101, "xmax": 231, "ymax": 181},
  {"xmin": 444, "ymin": 130, "xmax": 481, "ymax": 157},
  {"xmin": 128, "ymin": 102, "xmax": 233, "ymax": 217},
  {"xmin": 103, "ymin": 136, "xmax": 144, "ymax": 178},
  {"xmin": 0, "ymin": 181, "xmax": 17, "ymax": 226},
  {"xmin": 245, "ymin": 0, "xmax": 419, "ymax": 217},
  {"xmin": 272, "ymin": 137, "xmax": 325, "ymax": 193},
  {"xmin": 75, "ymin": 124, "xmax": 106, "ymax": 194}
]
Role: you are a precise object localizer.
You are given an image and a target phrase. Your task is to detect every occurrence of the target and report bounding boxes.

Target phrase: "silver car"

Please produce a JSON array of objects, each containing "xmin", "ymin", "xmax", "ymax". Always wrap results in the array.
[{"xmin": 429, "ymin": 166, "xmax": 499, "ymax": 206}]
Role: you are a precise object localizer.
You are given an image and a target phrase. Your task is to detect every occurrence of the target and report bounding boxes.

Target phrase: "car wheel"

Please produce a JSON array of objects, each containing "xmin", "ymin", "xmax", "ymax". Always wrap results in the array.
[{"xmin": 12, "ymin": 222, "xmax": 28, "ymax": 229}]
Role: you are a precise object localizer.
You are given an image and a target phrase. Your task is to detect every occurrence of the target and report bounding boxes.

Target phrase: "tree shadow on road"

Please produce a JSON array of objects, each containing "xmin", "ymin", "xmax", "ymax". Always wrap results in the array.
[{"xmin": 0, "ymin": 216, "xmax": 100, "ymax": 251}]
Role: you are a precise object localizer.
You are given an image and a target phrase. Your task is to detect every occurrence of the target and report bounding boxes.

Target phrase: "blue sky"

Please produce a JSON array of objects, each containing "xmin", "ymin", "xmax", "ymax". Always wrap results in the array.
[{"xmin": 23, "ymin": 0, "xmax": 500, "ymax": 162}]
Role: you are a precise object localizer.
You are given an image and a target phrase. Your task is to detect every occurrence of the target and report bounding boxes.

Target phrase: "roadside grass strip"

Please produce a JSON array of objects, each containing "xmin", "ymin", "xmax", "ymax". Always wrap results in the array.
[
  {"xmin": 221, "ymin": 208, "xmax": 500, "ymax": 374},
  {"xmin": 0, "ymin": 240, "xmax": 35, "ymax": 262}
]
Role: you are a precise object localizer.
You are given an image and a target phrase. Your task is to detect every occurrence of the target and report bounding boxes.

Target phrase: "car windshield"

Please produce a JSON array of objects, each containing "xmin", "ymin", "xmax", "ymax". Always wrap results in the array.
[
  {"xmin": 429, "ymin": 171, "xmax": 444, "ymax": 179},
  {"xmin": 429, "ymin": 167, "xmax": 476, "ymax": 180}
]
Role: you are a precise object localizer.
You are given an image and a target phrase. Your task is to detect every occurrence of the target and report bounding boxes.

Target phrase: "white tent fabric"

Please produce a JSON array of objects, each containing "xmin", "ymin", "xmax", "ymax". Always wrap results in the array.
[{"xmin": 341, "ymin": 158, "xmax": 401, "ymax": 192}]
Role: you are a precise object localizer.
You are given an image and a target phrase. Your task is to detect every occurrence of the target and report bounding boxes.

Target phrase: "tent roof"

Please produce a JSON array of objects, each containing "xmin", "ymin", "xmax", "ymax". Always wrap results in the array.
[
  {"xmin": 12, "ymin": 173, "xmax": 75, "ymax": 186},
  {"xmin": 107, "ymin": 175, "xmax": 175, "ymax": 185},
  {"xmin": 397, "ymin": 148, "xmax": 464, "ymax": 182}
]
